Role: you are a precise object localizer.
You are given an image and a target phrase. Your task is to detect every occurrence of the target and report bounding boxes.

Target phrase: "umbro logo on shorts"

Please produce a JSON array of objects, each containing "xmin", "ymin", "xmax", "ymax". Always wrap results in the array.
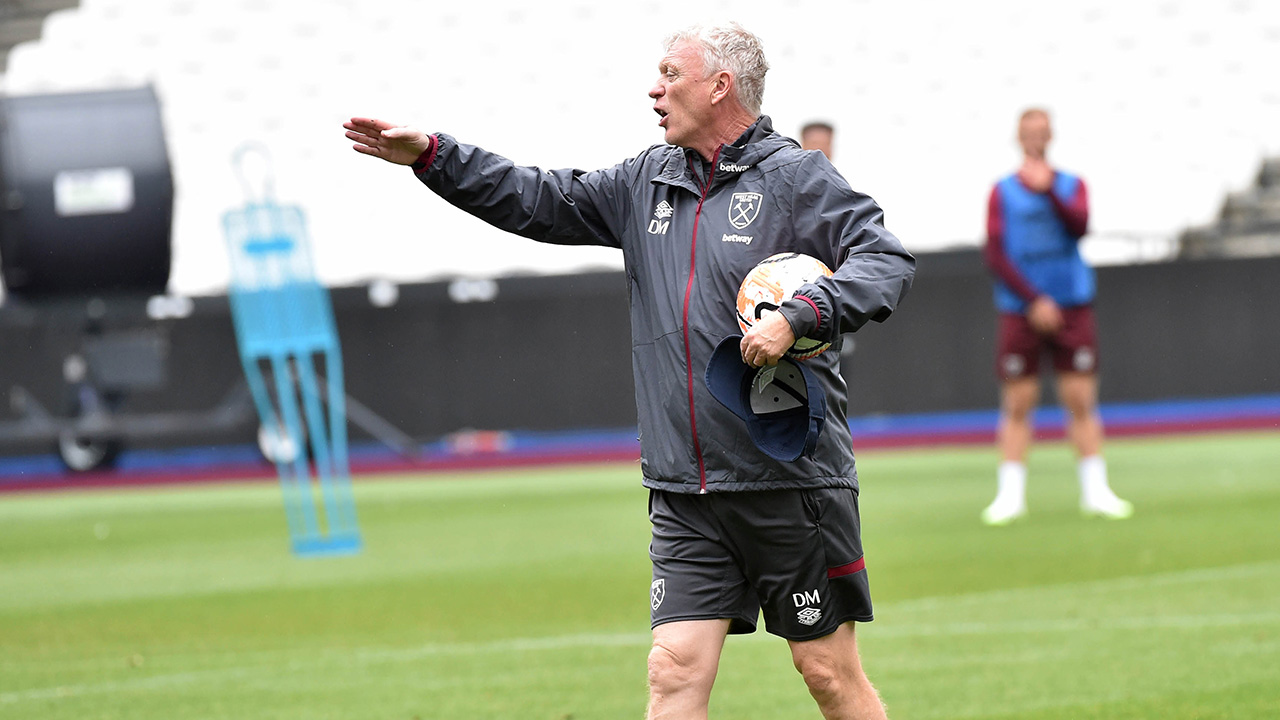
[
  {"xmin": 793, "ymin": 588, "xmax": 822, "ymax": 625},
  {"xmin": 797, "ymin": 607, "xmax": 822, "ymax": 626}
]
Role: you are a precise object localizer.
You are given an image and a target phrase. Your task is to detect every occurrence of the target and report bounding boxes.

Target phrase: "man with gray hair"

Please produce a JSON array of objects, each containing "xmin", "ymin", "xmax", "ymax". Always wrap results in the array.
[{"xmin": 345, "ymin": 21, "xmax": 913, "ymax": 719}]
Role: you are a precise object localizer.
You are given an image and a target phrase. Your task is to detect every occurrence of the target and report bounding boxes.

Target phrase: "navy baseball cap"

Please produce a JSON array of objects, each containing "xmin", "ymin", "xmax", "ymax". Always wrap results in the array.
[{"xmin": 704, "ymin": 335, "xmax": 826, "ymax": 462}]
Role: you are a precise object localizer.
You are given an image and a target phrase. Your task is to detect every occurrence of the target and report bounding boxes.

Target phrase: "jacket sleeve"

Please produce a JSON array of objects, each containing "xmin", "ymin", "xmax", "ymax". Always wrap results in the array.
[
  {"xmin": 778, "ymin": 153, "xmax": 916, "ymax": 342},
  {"xmin": 412, "ymin": 133, "xmax": 636, "ymax": 249}
]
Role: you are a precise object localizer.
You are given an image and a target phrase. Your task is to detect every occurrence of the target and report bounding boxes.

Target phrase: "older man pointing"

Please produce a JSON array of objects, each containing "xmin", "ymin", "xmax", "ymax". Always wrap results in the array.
[{"xmin": 346, "ymin": 22, "xmax": 914, "ymax": 719}]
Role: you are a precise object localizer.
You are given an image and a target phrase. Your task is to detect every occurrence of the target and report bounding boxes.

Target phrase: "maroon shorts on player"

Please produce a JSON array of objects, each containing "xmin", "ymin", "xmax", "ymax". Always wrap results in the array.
[{"xmin": 996, "ymin": 305, "xmax": 1099, "ymax": 380}]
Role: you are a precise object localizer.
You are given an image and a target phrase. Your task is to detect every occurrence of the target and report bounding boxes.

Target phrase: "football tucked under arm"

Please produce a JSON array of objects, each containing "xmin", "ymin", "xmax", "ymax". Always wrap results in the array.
[
  {"xmin": 736, "ymin": 253, "xmax": 834, "ymax": 361},
  {"xmin": 788, "ymin": 154, "xmax": 916, "ymax": 339}
]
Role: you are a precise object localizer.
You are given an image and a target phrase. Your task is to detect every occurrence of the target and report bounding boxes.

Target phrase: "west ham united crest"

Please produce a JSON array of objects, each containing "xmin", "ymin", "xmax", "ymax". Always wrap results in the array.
[
  {"xmin": 651, "ymin": 578, "xmax": 665, "ymax": 610},
  {"xmin": 729, "ymin": 192, "xmax": 762, "ymax": 230}
]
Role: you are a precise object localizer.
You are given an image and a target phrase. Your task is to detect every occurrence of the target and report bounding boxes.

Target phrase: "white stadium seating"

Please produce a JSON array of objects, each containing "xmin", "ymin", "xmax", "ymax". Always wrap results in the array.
[{"xmin": 3, "ymin": 0, "xmax": 1278, "ymax": 294}]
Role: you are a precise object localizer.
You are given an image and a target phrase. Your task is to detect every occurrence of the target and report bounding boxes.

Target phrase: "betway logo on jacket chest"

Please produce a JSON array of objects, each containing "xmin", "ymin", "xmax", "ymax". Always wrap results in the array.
[{"xmin": 646, "ymin": 192, "xmax": 764, "ymax": 238}]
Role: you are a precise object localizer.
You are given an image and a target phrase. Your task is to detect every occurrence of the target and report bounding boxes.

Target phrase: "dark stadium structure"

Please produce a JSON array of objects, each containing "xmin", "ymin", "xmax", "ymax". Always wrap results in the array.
[
  {"xmin": 4, "ymin": 252, "xmax": 1277, "ymax": 480},
  {"xmin": 0, "ymin": 86, "xmax": 260, "ymax": 471},
  {"xmin": 0, "ymin": 85, "xmax": 417, "ymax": 473}
]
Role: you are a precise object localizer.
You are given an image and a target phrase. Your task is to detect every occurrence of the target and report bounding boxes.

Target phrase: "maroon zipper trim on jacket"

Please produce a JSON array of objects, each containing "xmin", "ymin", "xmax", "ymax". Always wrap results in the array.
[{"xmin": 684, "ymin": 147, "xmax": 721, "ymax": 493}]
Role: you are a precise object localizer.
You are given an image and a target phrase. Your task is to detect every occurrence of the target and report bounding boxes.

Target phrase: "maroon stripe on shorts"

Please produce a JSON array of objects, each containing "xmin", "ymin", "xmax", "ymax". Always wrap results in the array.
[{"xmin": 827, "ymin": 557, "xmax": 866, "ymax": 579}]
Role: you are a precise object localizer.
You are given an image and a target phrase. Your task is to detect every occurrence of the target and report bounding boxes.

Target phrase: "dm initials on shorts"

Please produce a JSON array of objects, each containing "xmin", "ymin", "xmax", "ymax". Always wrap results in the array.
[{"xmin": 793, "ymin": 589, "xmax": 820, "ymax": 607}]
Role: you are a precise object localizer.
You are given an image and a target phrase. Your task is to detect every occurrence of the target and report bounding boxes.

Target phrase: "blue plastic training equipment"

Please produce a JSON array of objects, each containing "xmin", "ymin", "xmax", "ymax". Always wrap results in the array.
[{"xmin": 222, "ymin": 145, "xmax": 361, "ymax": 557}]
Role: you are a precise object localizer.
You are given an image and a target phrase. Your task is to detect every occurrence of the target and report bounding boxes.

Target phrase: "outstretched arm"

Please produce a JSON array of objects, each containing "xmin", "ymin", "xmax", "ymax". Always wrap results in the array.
[
  {"xmin": 342, "ymin": 118, "xmax": 633, "ymax": 248},
  {"xmin": 344, "ymin": 117, "xmax": 431, "ymax": 166}
]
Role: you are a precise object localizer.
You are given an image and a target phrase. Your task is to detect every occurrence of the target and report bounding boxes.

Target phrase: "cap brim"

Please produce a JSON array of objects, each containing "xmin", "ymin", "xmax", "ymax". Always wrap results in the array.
[
  {"xmin": 704, "ymin": 335, "xmax": 828, "ymax": 463},
  {"xmin": 705, "ymin": 335, "xmax": 753, "ymax": 422}
]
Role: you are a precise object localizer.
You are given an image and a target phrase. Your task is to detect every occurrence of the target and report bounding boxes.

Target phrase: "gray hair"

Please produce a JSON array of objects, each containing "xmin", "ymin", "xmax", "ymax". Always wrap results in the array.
[{"xmin": 663, "ymin": 22, "xmax": 769, "ymax": 116}]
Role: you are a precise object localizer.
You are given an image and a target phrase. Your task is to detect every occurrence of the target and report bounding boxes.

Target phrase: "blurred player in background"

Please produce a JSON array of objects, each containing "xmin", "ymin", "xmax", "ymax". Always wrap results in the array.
[
  {"xmin": 346, "ymin": 21, "xmax": 913, "ymax": 720},
  {"xmin": 800, "ymin": 120, "xmax": 835, "ymax": 161},
  {"xmin": 981, "ymin": 108, "xmax": 1132, "ymax": 526}
]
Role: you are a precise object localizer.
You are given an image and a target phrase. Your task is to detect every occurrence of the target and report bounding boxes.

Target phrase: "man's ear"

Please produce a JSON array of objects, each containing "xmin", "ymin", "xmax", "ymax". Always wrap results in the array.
[{"xmin": 709, "ymin": 71, "xmax": 734, "ymax": 106}]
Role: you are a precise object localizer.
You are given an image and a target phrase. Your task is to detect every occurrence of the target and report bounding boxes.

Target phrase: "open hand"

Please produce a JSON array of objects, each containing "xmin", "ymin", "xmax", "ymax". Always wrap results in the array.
[{"xmin": 344, "ymin": 117, "xmax": 431, "ymax": 166}]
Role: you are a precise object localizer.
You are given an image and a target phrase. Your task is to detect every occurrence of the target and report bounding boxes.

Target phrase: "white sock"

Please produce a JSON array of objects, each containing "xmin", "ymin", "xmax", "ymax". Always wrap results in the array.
[
  {"xmin": 1078, "ymin": 455, "xmax": 1110, "ymax": 503},
  {"xmin": 996, "ymin": 461, "xmax": 1027, "ymax": 503}
]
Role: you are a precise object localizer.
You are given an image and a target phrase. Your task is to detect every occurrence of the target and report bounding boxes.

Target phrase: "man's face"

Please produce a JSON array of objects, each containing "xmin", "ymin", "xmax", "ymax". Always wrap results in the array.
[
  {"xmin": 801, "ymin": 128, "xmax": 834, "ymax": 160},
  {"xmin": 1018, "ymin": 113, "xmax": 1052, "ymax": 158},
  {"xmin": 649, "ymin": 41, "xmax": 716, "ymax": 149}
]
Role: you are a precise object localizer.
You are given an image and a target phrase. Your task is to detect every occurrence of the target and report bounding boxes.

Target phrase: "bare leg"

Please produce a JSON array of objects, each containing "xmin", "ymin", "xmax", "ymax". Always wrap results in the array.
[
  {"xmin": 788, "ymin": 622, "xmax": 887, "ymax": 720},
  {"xmin": 646, "ymin": 619, "xmax": 730, "ymax": 720},
  {"xmin": 1058, "ymin": 372, "xmax": 1132, "ymax": 518},
  {"xmin": 984, "ymin": 376, "xmax": 1040, "ymax": 524},
  {"xmin": 1056, "ymin": 371, "xmax": 1103, "ymax": 457},
  {"xmin": 997, "ymin": 376, "xmax": 1041, "ymax": 463}
]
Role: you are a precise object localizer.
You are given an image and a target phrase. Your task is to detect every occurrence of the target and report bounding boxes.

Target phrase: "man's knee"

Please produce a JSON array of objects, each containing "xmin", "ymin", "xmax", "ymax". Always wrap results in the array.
[
  {"xmin": 648, "ymin": 639, "xmax": 714, "ymax": 694},
  {"xmin": 793, "ymin": 653, "xmax": 847, "ymax": 700},
  {"xmin": 1057, "ymin": 372, "xmax": 1099, "ymax": 417},
  {"xmin": 1001, "ymin": 378, "xmax": 1039, "ymax": 418},
  {"xmin": 1003, "ymin": 403, "xmax": 1034, "ymax": 423}
]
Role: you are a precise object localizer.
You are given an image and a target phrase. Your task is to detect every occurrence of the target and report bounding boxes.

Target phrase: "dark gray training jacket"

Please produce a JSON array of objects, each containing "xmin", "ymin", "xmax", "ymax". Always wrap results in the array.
[{"xmin": 413, "ymin": 116, "xmax": 915, "ymax": 494}]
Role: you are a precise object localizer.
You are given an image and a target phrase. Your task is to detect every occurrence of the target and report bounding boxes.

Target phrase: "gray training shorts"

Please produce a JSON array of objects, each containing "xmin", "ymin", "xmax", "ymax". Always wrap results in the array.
[{"xmin": 648, "ymin": 486, "xmax": 873, "ymax": 642}]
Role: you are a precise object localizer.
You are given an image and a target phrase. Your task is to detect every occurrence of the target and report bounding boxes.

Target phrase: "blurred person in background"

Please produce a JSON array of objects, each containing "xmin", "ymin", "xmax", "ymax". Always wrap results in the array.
[
  {"xmin": 981, "ymin": 107, "xmax": 1132, "ymax": 526},
  {"xmin": 346, "ymin": 21, "xmax": 913, "ymax": 720},
  {"xmin": 800, "ymin": 120, "xmax": 835, "ymax": 161}
]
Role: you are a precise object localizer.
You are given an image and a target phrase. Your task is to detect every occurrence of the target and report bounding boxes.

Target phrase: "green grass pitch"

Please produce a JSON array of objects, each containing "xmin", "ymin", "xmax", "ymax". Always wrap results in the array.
[{"xmin": 2, "ymin": 431, "xmax": 1278, "ymax": 719}]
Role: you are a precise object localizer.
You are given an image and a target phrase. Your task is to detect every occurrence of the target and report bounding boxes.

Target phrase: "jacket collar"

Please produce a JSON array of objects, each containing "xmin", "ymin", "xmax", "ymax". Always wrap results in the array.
[{"xmin": 651, "ymin": 115, "xmax": 793, "ymax": 193}]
